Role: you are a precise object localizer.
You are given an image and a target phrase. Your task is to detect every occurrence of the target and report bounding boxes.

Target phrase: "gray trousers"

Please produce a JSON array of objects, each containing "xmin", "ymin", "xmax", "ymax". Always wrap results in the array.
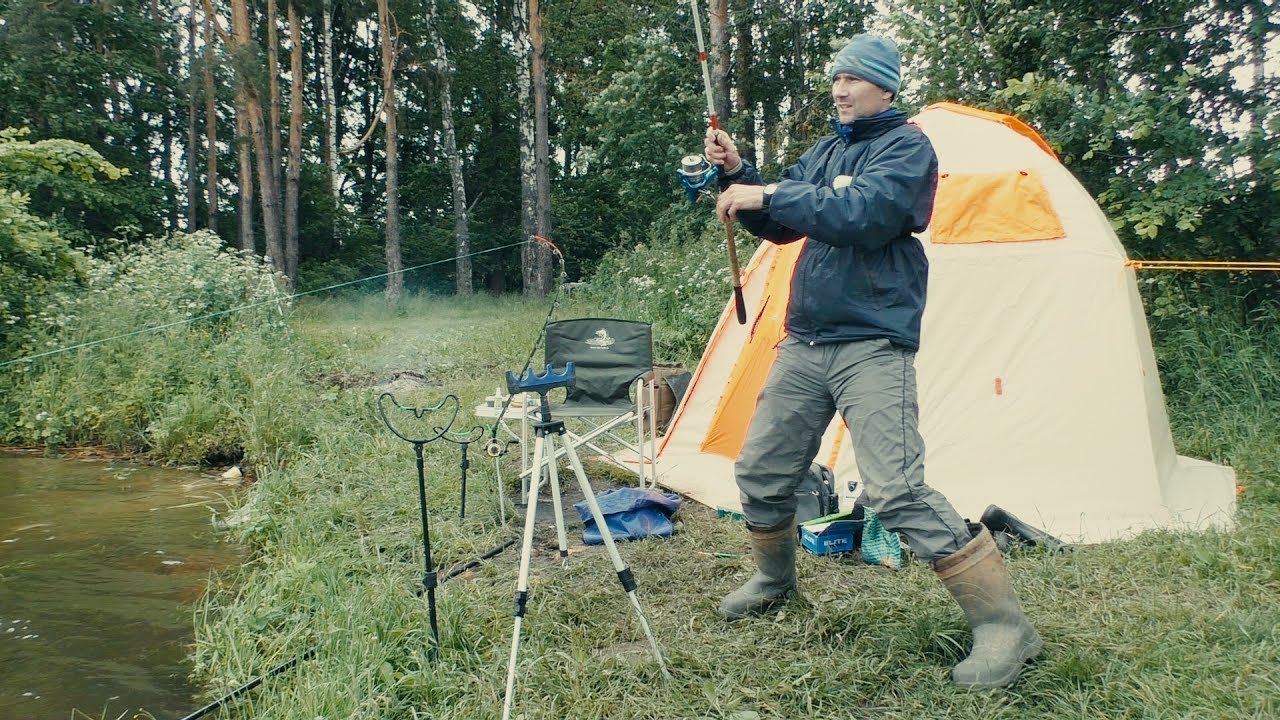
[{"xmin": 734, "ymin": 337, "xmax": 971, "ymax": 561}]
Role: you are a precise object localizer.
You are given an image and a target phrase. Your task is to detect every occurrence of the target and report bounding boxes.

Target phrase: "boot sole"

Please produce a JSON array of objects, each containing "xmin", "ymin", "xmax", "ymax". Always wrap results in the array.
[
  {"xmin": 717, "ymin": 591, "xmax": 795, "ymax": 621},
  {"xmin": 952, "ymin": 633, "xmax": 1043, "ymax": 689}
]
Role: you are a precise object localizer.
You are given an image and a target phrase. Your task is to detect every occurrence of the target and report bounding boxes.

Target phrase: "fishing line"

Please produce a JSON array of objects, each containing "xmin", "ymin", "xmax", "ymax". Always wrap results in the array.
[{"xmin": 0, "ymin": 241, "xmax": 528, "ymax": 370}]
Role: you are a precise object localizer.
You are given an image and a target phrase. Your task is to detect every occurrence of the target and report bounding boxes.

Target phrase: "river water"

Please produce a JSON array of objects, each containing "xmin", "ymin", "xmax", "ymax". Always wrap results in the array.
[{"xmin": 0, "ymin": 455, "xmax": 241, "ymax": 720}]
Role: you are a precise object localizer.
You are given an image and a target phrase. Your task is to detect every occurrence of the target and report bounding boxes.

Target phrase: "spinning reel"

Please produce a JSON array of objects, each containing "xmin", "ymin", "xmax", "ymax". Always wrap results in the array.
[{"xmin": 677, "ymin": 154, "xmax": 719, "ymax": 202}]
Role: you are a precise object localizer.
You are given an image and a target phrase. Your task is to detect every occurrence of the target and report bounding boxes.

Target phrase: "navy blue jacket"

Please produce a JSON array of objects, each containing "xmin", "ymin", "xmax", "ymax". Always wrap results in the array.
[{"xmin": 722, "ymin": 109, "xmax": 937, "ymax": 350}]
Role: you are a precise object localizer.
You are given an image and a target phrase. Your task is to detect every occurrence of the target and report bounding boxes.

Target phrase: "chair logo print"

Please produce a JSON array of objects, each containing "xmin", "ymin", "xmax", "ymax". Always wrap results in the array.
[{"xmin": 585, "ymin": 328, "xmax": 616, "ymax": 351}]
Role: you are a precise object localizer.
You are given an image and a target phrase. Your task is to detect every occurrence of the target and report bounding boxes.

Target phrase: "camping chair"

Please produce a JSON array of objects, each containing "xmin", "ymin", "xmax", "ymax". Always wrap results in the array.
[{"xmin": 522, "ymin": 318, "xmax": 658, "ymax": 490}]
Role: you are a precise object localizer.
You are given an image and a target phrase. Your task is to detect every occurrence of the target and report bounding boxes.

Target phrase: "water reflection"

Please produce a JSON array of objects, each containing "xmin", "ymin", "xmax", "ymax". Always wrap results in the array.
[{"xmin": 0, "ymin": 455, "xmax": 241, "ymax": 720}]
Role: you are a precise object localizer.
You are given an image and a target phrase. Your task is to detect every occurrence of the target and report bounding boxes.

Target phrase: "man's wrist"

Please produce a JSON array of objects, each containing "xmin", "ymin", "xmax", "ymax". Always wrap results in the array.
[{"xmin": 722, "ymin": 159, "xmax": 744, "ymax": 179}]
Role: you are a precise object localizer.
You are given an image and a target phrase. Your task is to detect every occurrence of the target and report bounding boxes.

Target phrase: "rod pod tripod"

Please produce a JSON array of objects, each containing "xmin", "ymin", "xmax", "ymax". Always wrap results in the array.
[
  {"xmin": 500, "ymin": 363, "xmax": 669, "ymax": 720},
  {"xmin": 376, "ymin": 391, "xmax": 461, "ymax": 661}
]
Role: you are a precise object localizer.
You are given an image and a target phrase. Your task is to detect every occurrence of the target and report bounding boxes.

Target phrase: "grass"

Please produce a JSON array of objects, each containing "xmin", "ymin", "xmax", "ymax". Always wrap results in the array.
[{"xmin": 181, "ymin": 292, "xmax": 1279, "ymax": 720}]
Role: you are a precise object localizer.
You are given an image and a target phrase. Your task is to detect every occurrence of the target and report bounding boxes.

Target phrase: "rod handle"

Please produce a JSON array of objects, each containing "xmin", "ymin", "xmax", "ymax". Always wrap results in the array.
[{"xmin": 725, "ymin": 218, "xmax": 746, "ymax": 324}]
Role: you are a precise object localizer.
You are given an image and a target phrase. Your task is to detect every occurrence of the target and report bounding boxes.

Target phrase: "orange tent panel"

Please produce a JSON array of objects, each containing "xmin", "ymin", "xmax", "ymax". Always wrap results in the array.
[
  {"xmin": 930, "ymin": 169, "xmax": 1067, "ymax": 244},
  {"xmin": 700, "ymin": 241, "xmax": 803, "ymax": 460}
]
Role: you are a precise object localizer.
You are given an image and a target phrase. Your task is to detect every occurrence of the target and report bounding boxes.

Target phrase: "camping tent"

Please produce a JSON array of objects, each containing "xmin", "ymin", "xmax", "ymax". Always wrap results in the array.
[{"xmin": 653, "ymin": 103, "xmax": 1236, "ymax": 544}]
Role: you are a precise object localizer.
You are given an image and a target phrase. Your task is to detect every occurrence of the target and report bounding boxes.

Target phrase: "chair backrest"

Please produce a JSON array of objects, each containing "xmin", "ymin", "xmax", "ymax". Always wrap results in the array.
[{"xmin": 544, "ymin": 318, "xmax": 653, "ymax": 409}]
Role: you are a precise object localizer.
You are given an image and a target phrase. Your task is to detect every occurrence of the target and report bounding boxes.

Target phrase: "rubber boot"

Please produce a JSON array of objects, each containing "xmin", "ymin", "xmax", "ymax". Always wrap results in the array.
[
  {"xmin": 934, "ymin": 525, "xmax": 1042, "ymax": 688},
  {"xmin": 718, "ymin": 520, "xmax": 796, "ymax": 620}
]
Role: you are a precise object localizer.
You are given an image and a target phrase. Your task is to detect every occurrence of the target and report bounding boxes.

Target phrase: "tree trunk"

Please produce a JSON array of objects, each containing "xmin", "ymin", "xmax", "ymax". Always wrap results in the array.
[
  {"xmin": 517, "ymin": 0, "xmax": 549, "ymax": 296},
  {"xmin": 152, "ymin": 0, "xmax": 175, "ymax": 230},
  {"xmin": 1249, "ymin": 0, "xmax": 1267, "ymax": 165},
  {"xmin": 235, "ymin": 89, "xmax": 255, "ymax": 253},
  {"xmin": 377, "ymin": 0, "xmax": 402, "ymax": 308},
  {"xmin": 731, "ymin": 0, "xmax": 754, "ymax": 163},
  {"xmin": 322, "ymin": 0, "xmax": 340, "ymax": 202},
  {"xmin": 760, "ymin": 102, "xmax": 776, "ymax": 168},
  {"xmin": 284, "ymin": 0, "xmax": 302, "ymax": 283},
  {"xmin": 186, "ymin": 6, "xmax": 200, "ymax": 229},
  {"xmin": 362, "ymin": 105, "xmax": 375, "ymax": 209},
  {"xmin": 266, "ymin": 0, "xmax": 283, "ymax": 204},
  {"xmin": 427, "ymin": 1, "xmax": 472, "ymax": 295},
  {"xmin": 515, "ymin": 0, "xmax": 535, "ymax": 295},
  {"xmin": 229, "ymin": 0, "xmax": 284, "ymax": 271},
  {"xmin": 790, "ymin": 0, "xmax": 805, "ymax": 103},
  {"xmin": 708, "ymin": 0, "xmax": 731, "ymax": 124},
  {"xmin": 203, "ymin": 11, "xmax": 219, "ymax": 234},
  {"xmin": 531, "ymin": 0, "xmax": 552, "ymax": 293}
]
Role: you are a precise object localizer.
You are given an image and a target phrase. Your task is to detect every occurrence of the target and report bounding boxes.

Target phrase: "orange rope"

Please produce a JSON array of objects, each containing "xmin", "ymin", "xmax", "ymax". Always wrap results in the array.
[{"xmin": 1126, "ymin": 260, "xmax": 1280, "ymax": 272}]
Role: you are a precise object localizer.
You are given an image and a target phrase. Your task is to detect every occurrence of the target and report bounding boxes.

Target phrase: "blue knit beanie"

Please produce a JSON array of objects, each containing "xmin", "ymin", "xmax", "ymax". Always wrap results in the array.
[{"xmin": 830, "ymin": 34, "xmax": 901, "ymax": 95}]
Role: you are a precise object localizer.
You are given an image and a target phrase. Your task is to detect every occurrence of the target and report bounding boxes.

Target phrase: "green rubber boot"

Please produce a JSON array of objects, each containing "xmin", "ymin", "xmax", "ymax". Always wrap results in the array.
[
  {"xmin": 934, "ymin": 526, "xmax": 1043, "ymax": 688},
  {"xmin": 718, "ymin": 520, "xmax": 797, "ymax": 620}
]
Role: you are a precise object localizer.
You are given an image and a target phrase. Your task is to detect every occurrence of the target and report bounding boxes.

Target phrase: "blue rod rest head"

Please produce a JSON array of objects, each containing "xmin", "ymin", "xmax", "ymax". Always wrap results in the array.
[{"xmin": 505, "ymin": 362, "xmax": 576, "ymax": 395}]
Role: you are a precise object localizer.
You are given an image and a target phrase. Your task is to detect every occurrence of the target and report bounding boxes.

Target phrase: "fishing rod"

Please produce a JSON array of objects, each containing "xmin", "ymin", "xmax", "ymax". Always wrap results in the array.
[
  {"xmin": 483, "ymin": 235, "xmax": 567, "ymax": 464},
  {"xmin": 686, "ymin": 0, "xmax": 747, "ymax": 325}
]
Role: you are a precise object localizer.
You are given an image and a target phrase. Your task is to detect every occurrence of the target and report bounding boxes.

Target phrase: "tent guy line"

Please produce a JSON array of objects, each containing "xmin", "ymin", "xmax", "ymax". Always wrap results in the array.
[{"xmin": 1126, "ymin": 260, "xmax": 1280, "ymax": 271}]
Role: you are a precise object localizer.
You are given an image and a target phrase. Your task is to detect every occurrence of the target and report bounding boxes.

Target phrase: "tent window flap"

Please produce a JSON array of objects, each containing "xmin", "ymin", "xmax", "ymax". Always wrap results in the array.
[{"xmin": 930, "ymin": 168, "xmax": 1066, "ymax": 244}]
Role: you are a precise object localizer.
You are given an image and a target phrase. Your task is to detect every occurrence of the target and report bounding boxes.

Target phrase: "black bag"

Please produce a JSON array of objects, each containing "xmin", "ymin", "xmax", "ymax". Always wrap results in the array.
[{"xmin": 795, "ymin": 462, "xmax": 839, "ymax": 524}]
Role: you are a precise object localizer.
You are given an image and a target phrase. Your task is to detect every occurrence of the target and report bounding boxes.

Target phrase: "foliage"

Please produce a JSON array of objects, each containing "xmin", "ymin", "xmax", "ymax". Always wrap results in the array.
[
  {"xmin": 2, "ymin": 231, "xmax": 310, "ymax": 464},
  {"xmin": 0, "ymin": 0, "xmax": 177, "ymax": 238},
  {"xmin": 0, "ymin": 127, "xmax": 125, "ymax": 355}
]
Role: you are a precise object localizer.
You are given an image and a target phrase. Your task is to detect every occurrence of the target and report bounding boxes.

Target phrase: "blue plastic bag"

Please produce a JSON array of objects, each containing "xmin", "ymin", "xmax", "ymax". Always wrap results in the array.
[{"xmin": 573, "ymin": 487, "xmax": 682, "ymax": 545}]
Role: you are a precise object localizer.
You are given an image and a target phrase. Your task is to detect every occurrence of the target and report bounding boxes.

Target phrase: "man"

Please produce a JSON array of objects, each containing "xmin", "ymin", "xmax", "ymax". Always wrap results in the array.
[{"xmin": 704, "ymin": 34, "xmax": 1042, "ymax": 689}]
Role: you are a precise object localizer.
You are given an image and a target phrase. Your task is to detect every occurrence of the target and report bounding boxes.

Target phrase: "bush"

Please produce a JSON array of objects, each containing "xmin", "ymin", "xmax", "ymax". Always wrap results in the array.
[{"xmin": 3, "ymin": 231, "xmax": 318, "ymax": 464}]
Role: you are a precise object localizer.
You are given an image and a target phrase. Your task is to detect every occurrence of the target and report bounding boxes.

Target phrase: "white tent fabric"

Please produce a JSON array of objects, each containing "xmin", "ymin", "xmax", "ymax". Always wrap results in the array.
[{"xmin": 652, "ymin": 104, "xmax": 1237, "ymax": 544}]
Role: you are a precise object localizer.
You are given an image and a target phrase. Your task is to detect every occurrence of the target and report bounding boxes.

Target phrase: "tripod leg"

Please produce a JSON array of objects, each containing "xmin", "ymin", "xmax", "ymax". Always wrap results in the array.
[
  {"xmin": 560, "ymin": 438, "xmax": 671, "ymax": 679},
  {"xmin": 543, "ymin": 433, "xmax": 570, "ymax": 560},
  {"xmin": 502, "ymin": 431, "xmax": 545, "ymax": 720}
]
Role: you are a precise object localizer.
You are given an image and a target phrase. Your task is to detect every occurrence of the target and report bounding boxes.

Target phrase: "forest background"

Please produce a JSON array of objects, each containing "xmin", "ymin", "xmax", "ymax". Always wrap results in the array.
[{"xmin": 1, "ymin": 0, "xmax": 1276, "ymax": 329}]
